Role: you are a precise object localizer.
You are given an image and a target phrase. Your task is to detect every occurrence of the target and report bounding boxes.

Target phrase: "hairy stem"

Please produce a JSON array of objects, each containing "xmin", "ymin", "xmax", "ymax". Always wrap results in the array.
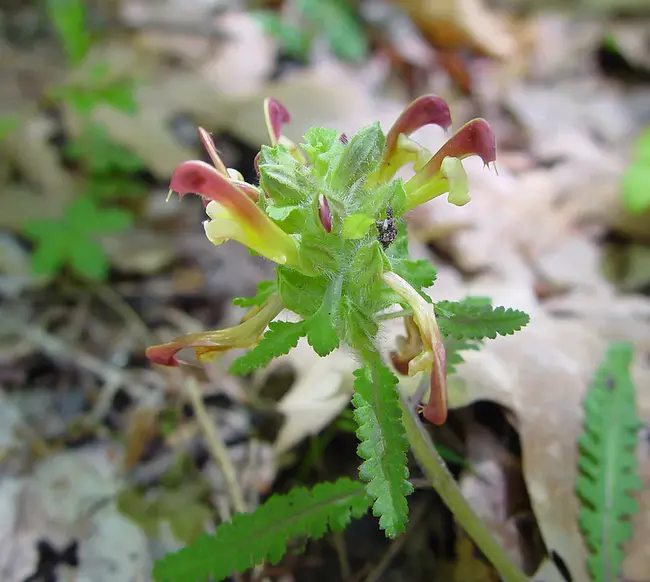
[{"xmin": 398, "ymin": 392, "xmax": 528, "ymax": 582}]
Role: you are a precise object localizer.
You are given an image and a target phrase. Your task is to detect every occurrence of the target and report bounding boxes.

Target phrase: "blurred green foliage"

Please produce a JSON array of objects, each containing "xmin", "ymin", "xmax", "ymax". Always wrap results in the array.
[
  {"xmin": 20, "ymin": 0, "xmax": 145, "ymax": 281},
  {"xmin": 622, "ymin": 129, "xmax": 650, "ymax": 215},
  {"xmin": 256, "ymin": 0, "xmax": 368, "ymax": 62}
]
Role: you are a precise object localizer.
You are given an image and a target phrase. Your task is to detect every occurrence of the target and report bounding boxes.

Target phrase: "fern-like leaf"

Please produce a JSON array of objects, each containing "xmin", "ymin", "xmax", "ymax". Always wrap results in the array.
[
  {"xmin": 435, "ymin": 299, "xmax": 530, "ymax": 340},
  {"xmin": 230, "ymin": 320, "xmax": 306, "ymax": 375},
  {"xmin": 232, "ymin": 280, "xmax": 277, "ymax": 307},
  {"xmin": 576, "ymin": 342, "xmax": 642, "ymax": 582},
  {"xmin": 445, "ymin": 337, "xmax": 481, "ymax": 375},
  {"xmin": 352, "ymin": 355, "xmax": 413, "ymax": 538},
  {"xmin": 152, "ymin": 478, "xmax": 371, "ymax": 582}
]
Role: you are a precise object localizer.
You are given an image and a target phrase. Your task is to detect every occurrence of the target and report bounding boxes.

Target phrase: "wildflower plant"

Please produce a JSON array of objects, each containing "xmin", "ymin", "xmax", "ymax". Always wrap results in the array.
[{"xmin": 148, "ymin": 95, "xmax": 531, "ymax": 582}]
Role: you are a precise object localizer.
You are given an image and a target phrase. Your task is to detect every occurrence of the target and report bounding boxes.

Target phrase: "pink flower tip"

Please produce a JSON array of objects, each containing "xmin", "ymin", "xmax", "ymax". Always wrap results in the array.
[
  {"xmin": 385, "ymin": 95, "xmax": 453, "ymax": 158},
  {"xmin": 265, "ymin": 98, "xmax": 291, "ymax": 145},
  {"xmin": 318, "ymin": 194, "xmax": 332, "ymax": 233}
]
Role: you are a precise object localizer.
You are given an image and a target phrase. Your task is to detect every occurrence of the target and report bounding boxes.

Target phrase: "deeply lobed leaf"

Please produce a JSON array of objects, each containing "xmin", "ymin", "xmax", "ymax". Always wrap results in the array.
[
  {"xmin": 152, "ymin": 478, "xmax": 371, "ymax": 582},
  {"xmin": 352, "ymin": 356, "xmax": 413, "ymax": 538},
  {"xmin": 576, "ymin": 342, "xmax": 642, "ymax": 582},
  {"xmin": 230, "ymin": 320, "xmax": 307, "ymax": 375},
  {"xmin": 435, "ymin": 300, "xmax": 529, "ymax": 340}
]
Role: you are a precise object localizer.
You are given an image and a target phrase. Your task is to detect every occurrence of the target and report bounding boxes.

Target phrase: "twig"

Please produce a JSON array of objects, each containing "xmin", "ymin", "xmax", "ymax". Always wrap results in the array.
[
  {"xmin": 398, "ymin": 392, "xmax": 528, "ymax": 582},
  {"xmin": 185, "ymin": 375, "xmax": 247, "ymax": 516}
]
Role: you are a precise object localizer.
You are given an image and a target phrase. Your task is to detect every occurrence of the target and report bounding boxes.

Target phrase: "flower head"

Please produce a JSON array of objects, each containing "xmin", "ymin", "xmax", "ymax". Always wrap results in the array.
[
  {"xmin": 148, "ymin": 94, "xmax": 497, "ymax": 429},
  {"xmin": 376, "ymin": 96, "xmax": 496, "ymax": 210}
]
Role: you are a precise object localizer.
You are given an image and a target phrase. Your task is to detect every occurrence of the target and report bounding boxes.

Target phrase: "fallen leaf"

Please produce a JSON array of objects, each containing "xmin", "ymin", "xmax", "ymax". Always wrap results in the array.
[
  {"xmin": 122, "ymin": 406, "xmax": 159, "ymax": 472},
  {"xmin": 443, "ymin": 281, "xmax": 650, "ymax": 582},
  {"xmin": 0, "ymin": 446, "xmax": 151, "ymax": 581},
  {"xmin": 392, "ymin": 0, "xmax": 516, "ymax": 59}
]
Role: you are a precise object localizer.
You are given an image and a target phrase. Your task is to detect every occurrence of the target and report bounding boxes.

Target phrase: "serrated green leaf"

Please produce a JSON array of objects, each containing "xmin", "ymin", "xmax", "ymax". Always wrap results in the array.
[
  {"xmin": 233, "ymin": 280, "xmax": 277, "ymax": 307},
  {"xmin": 385, "ymin": 222, "xmax": 437, "ymax": 295},
  {"xmin": 342, "ymin": 214, "xmax": 375, "ymax": 239},
  {"xmin": 576, "ymin": 342, "xmax": 642, "ymax": 582},
  {"xmin": 305, "ymin": 308, "xmax": 339, "ymax": 356},
  {"xmin": 355, "ymin": 180, "xmax": 406, "ymax": 220},
  {"xmin": 302, "ymin": 126, "xmax": 344, "ymax": 176},
  {"xmin": 46, "ymin": 0, "xmax": 91, "ymax": 65},
  {"xmin": 332, "ymin": 123, "xmax": 385, "ymax": 192},
  {"xmin": 230, "ymin": 320, "xmax": 307, "ymax": 375},
  {"xmin": 277, "ymin": 267, "xmax": 328, "ymax": 317},
  {"xmin": 444, "ymin": 337, "xmax": 481, "ymax": 375},
  {"xmin": 348, "ymin": 240, "xmax": 389, "ymax": 292},
  {"xmin": 435, "ymin": 300, "xmax": 530, "ymax": 340},
  {"xmin": 266, "ymin": 204, "xmax": 301, "ymax": 222},
  {"xmin": 259, "ymin": 145, "xmax": 315, "ymax": 204},
  {"xmin": 395, "ymin": 259, "xmax": 437, "ymax": 292},
  {"xmin": 152, "ymin": 478, "xmax": 371, "ymax": 582},
  {"xmin": 352, "ymin": 356, "xmax": 412, "ymax": 538}
]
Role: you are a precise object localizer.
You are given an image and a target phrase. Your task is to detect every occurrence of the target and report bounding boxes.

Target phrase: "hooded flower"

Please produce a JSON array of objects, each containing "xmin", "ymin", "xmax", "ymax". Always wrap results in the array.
[
  {"xmin": 382, "ymin": 272, "xmax": 448, "ymax": 426},
  {"xmin": 170, "ymin": 160, "xmax": 305, "ymax": 269},
  {"xmin": 146, "ymin": 294, "xmax": 283, "ymax": 366},
  {"xmin": 147, "ymin": 94, "xmax": 497, "ymax": 429},
  {"xmin": 374, "ymin": 95, "xmax": 496, "ymax": 210}
]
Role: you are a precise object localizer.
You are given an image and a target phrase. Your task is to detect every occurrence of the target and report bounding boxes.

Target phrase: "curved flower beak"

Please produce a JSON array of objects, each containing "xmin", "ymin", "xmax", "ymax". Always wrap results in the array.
[
  {"xmin": 170, "ymin": 160, "xmax": 303, "ymax": 269},
  {"xmin": 383, "ymin": 271, "xmax": 448, "ymax": 425},
  {"xmin": 377, "ymin": 95, "xmax": 452, "ymax": 183},
  {"xmin": 146, "ymin": 295, "xmax": 283, "ymax": 366},
  {"xmin": 263, "ymin": 97, "xmax": 307, "ymax": 164},
  {"xmin": 197, "ymin": 127, "xmax": 259, "ymax": 203},
  {"xmin": 404, "ymin": 118, "xmax": 496, "ymax": 211}
]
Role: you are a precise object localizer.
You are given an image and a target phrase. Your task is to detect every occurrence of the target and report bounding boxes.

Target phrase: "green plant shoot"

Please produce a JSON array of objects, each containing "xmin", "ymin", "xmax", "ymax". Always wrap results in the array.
[{"xmin": 146, "ymin": 95, "xmax": 530, "ymax": 581}]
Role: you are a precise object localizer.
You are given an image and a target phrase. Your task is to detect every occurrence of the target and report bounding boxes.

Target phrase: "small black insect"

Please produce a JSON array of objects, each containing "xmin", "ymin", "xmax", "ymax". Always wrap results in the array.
[{"xmin": 376, "ymin": 206, "xmax": 397, "ymax": 249}]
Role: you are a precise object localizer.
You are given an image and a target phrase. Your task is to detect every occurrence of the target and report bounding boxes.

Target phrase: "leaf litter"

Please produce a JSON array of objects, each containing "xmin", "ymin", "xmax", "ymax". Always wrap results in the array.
[{"xmin": 1, "ymin": 0, "xmax": 650, "ymax": 580}]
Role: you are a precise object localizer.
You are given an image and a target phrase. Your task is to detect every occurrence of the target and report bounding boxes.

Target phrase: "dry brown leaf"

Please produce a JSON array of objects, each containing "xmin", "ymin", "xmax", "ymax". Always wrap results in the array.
[
  {"xmin": 122, "ymin": 406, "xmax": 159, "ymax": 472},
  {"xmin": 392, "ymin": 0, "xmax": 516, "ymax": 59},
  {"xmin": 444, "ymin": 285, "xmax": 650, "ymax": 581}
]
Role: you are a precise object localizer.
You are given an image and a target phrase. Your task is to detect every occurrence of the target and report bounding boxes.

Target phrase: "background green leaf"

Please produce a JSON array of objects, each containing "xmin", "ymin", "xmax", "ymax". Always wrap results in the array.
[
  {"xmin": 45, "ymin": 0, "xmax": 91, "ymax": 65},
  {"xmin": 576, "ymin": 342, "xmax": 642, "ymax": 582}
]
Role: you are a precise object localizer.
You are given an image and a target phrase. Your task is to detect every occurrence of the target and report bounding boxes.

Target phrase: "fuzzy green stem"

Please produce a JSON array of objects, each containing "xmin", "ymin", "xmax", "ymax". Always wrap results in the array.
[{"xmin": 398, "ymin": 393, "xmax": 529, "ymax": 582}]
